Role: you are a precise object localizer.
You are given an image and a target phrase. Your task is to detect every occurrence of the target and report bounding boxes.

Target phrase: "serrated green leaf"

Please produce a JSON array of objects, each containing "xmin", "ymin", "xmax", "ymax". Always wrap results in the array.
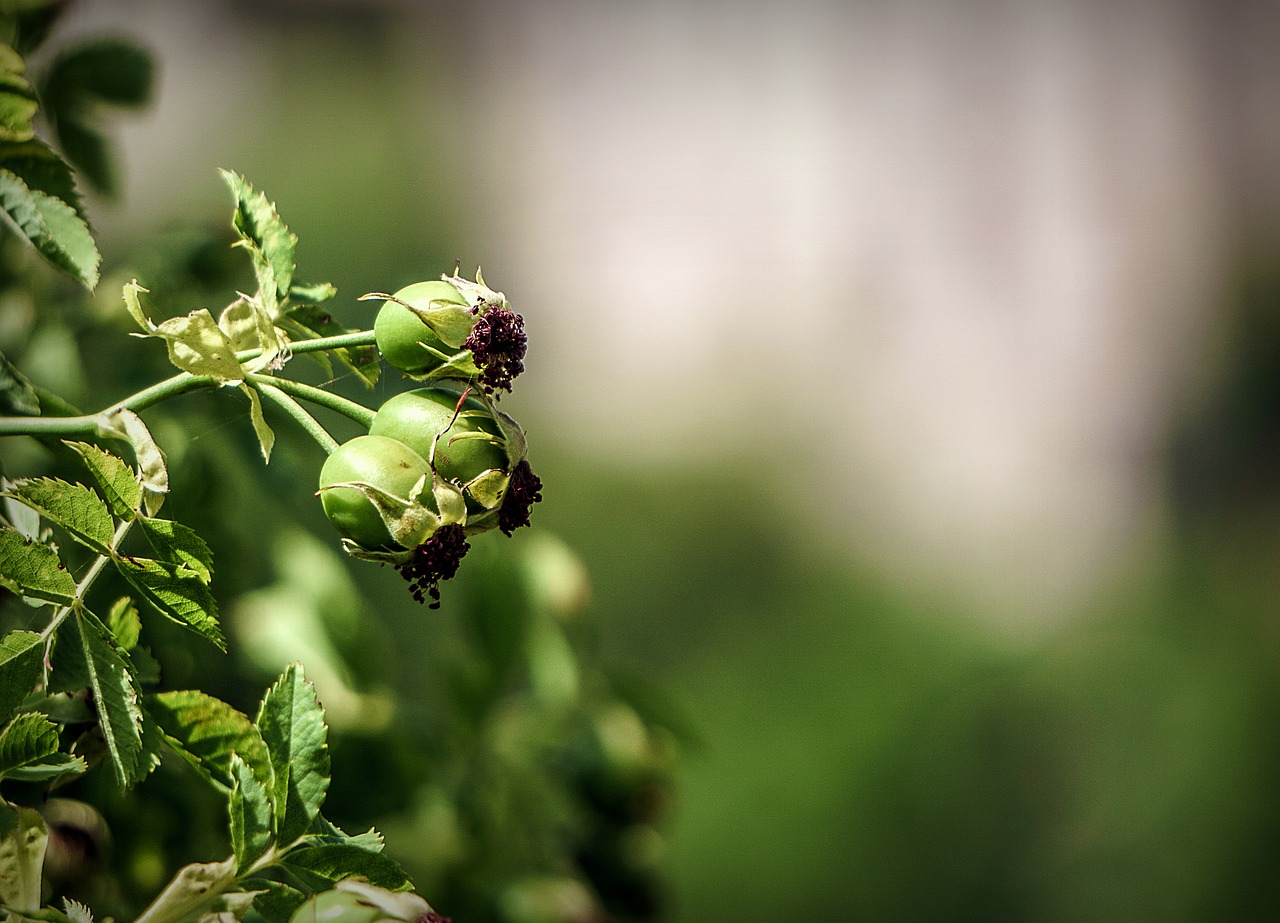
[
  {"xmin": 152, "ymin": 309, "xmax": 244, "ymax": 383},
  {"xmin": 239, "ymin": 384, "xmax": 274, "ymax": 463},
  {"xmin": 2, "ymin": 478, "xmax": 113, "ymax": 553},
  {"xmin": 138, "ymin": 517, "xmax": 213, "ymax": 584},
  {"xmin": 115, "ymin": 557, "xmax": 224, "ymax": 651},
  {"xmin": 280, "ymin": 844, "xmax": 413, "ymax": 892},
  {"xmin": 306, "ymin": 814, "xmax": 384, "ymax": 852},
  {"xmin": 4, "ymin": 752, "xmax": 86, "ymax": 782},
  {"xmin": 64, "ymin": 441, "xmax": 141, "ymax": 518},
  {"xmin": 0, "ymin": 712, "xmax": 59, "ymax": 776},
  {"xmin": 147, "ymin": 691, "xmax": 272, "ymax": 795},
  {"xmin": 255, "ymin": 664, "xmax": 329, "ymax": 843},
  {"xmin": 0, "ymin": 712, "xmax": 87, "ymax": 782},
  {"xmin": 105, "ymin": 595, "xmax": 140, "ymax": 649},
  {"xmin": 0, "ymin": 350, "xmax": 38, "ymax": 416},
  {"xmin": 0, "ymin": 164, "xmax": 97, "ymax": 288},
  {"xmin": 0, "ymin": 631, "xmax": 43, "ymax": 726},
  {"xmin": 135, "ymin": 700, "xmax": 165, "ymax": 784},
  {"xmin": 73, "ymin": 610, "xmax": 143, "ymax": 790},
  {"xmin": 221, "ymin": 171, "xmax": 295, "ymax": 312},
  {"xmin": 0, "ymin": 138, "xmax": 83, "ymax": 216},
  {"xmin": 0, "ymin": 803, "xmax": 47, "ymax": 912},
  {"xmin": 229, "ymin": 753, "xmax": 272, "ymax": 872},
  {"xmin": 131, "ymin": 856, "xmax": 237, "ymax": 923},
  {"xmin": 0, "ymin": 527, "xmax": 74, "ymax": 604},
  {"xmin": 243, "ymin": 881, "xmax": 305, "ymax": 923}
]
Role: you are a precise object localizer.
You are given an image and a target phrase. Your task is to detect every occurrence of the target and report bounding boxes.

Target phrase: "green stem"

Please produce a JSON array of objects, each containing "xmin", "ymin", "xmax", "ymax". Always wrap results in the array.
[
  {"xmin": 235, "ymin": 328, "xmax": 377, "ymax": 361},
  {"xmin": 0, "ymin": 329, "xmax": 380, "ymax": 440},
  {"xmin": 246, "ymin": 374, "xmax": 375, "ymax": 428},
  {"xmin": 41, "ymin": 518, "xmax": 135, "ymax": 678},
  {"xmin": 255, "ymin": 382, "xmax": 339, "ymax": 454},
  {"xmin": 0, "ymin": 373, "xmax": 217, "ymax": 437}
]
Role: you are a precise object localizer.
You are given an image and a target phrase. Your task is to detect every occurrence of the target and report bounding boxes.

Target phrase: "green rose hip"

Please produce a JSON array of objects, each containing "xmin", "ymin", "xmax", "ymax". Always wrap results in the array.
[
  {"xmin": 373, "ymin": 280, "xmax": 470, "ymax": 376},
  {"xmin": 369, "ymin": 387, "xmax": 507, "ymax": 487},
  {"xmin": 318, "ymin": 435, "xmax": 432, "ymax": 550}
]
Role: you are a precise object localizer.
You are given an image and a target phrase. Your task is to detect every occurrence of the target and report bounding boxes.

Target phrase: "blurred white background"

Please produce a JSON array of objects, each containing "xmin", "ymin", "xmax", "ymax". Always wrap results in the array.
[{"xmin": 76, "ymin": 0, "xmax": 1280, "ymax": 629}]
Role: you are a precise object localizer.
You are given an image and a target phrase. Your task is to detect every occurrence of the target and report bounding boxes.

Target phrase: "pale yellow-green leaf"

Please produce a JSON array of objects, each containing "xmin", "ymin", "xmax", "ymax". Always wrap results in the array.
[{"xmin": 153, "ymin": 309, "xmax": 243, "ymax": 383}]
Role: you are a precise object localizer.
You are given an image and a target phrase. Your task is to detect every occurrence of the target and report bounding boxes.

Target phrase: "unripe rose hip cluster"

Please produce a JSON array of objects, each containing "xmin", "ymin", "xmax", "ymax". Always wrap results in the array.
[{"xmin": 317, "ymin": 269, "xmax": 541, "ymax": 607}]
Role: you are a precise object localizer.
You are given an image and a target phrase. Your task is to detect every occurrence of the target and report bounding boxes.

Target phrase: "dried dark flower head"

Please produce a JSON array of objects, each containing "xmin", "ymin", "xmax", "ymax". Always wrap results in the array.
[
  {"xmin": 499, "ymin": 459, "xmax": 543, "ymax": 536},
  {"xmin": 399, "ymin": 523, "xmax": 470, "ymax": 608},
  {"xmin": 464, "ymin": 306, "xmax": 526, "ymax": 393}
]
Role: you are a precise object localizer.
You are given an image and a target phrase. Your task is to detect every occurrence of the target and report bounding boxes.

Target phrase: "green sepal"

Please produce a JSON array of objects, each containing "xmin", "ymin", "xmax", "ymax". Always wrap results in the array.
[
  {"xmin": 316, "ymin": 478, "xmax": 442, "ymax": 551},
  {"xmin": 443, "ymin": 267, "xmax": 509, "ymax": 315},
  {"xmin": 63, "ymin": 898, "xmax": 93, "ymax": 923},
  {"xmin": 407, "ymin": 348, "xmax": 480, "ymax": 383},
  {"xmin": 464, "ymin": 468, "xmax": 509, "ymax": 511},
  {"xmin": 2, "ymin": 903, "xmax": 81, "ymax": 923},
  {"xmin": 337, "ymin": 540, "xmax": 412, "ymax": 566}
]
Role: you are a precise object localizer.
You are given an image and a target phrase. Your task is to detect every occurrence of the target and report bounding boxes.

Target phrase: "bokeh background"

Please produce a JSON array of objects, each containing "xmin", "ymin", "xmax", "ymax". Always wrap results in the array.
[{"xmin": 16, "ymin": 0, "xmax": 1280, "ymax": 919}]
